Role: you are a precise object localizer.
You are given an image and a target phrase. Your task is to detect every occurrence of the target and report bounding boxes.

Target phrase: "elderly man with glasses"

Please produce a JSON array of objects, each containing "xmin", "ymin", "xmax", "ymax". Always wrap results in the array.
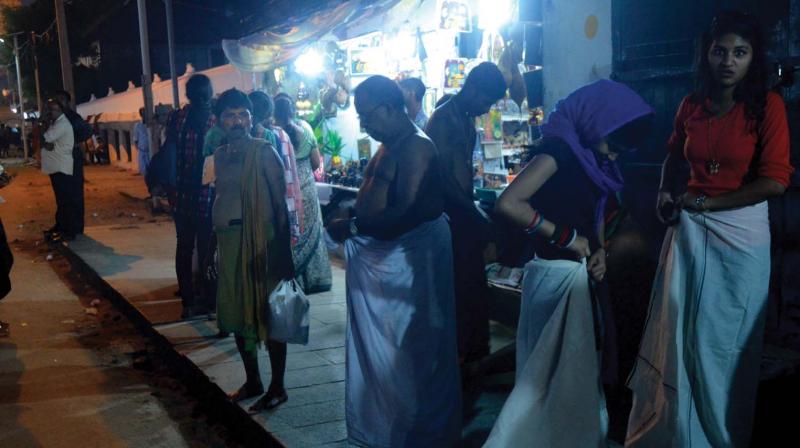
[{"xmin": 327, "ymin": 75, "xmax": 461, "ymax": 448}]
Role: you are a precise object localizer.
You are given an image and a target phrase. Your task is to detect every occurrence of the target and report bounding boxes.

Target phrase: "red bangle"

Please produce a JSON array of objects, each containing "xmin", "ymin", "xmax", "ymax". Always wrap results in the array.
[
  {"xmin": 525, "ymin": 211, "xmax": 540, "ymax": 231},
  {"xmin": 557, "ymin": 228, "xmax": 571, "ymax": 246}
]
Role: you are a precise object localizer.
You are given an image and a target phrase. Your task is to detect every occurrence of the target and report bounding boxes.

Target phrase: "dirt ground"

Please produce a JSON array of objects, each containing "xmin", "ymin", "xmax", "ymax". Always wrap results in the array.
[
  {"xmin": 0, "ymin": 164, "xmax": 244, "ymax": 447},
  {"xmin": 1, "ymin": 163, "xmax": 165, "ymax": 241}
]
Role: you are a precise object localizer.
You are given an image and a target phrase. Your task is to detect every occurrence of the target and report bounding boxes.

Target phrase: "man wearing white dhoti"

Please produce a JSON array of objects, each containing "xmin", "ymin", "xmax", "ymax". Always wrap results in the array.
[{"xmin": 327, "ymin": 75, "xmax": 461, "ymax": 447}]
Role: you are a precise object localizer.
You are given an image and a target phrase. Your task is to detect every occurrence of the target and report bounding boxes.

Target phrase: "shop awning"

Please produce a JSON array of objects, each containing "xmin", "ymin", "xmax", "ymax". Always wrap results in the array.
[{"xmin": 221, "ymin": 0, "xmax": 408, "ymax": 72}]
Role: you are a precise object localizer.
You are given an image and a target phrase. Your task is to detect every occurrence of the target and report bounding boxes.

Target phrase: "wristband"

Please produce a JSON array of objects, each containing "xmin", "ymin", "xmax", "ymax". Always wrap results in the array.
[
  {"xmin": 694, "ymin": 194, "xmax": 707, "ymax": 211},
  {"xmin": 563, "ymin": 229, "xmax": 578, "ymax": 249},
  {"xmin": 549, "ymin": 224, "xmax": 575, "ymax": 248},
  {"xmin": 524, "ymin": 212, "xmax": 545, "ymax": 235}
]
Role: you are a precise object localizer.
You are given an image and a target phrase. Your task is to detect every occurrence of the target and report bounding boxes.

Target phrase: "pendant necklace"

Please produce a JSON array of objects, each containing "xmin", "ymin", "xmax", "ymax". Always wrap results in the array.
[{"xmin": 706, "ymin": 107, "xmax": 733, "ymax": 176}]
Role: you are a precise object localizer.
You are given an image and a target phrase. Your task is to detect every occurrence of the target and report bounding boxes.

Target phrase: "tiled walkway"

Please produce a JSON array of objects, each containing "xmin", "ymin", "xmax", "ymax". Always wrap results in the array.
[{"xmin": 63, "ymin": 222, "xmax": 514, "ymax": 447}]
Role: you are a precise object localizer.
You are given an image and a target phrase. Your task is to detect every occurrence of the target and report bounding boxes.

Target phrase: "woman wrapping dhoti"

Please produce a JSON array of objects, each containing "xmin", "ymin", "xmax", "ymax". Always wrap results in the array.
[
  {"xmin": 627, "ymin": 12, "xmax": 793, "ymax": 447},
  {"xmin": 487, "ymin": 79, "xmax": 654, "ymax": 447}
]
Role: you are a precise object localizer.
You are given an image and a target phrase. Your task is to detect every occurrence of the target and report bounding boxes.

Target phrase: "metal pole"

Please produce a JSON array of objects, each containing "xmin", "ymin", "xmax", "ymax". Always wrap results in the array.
[
  {"xmin": 6, "ymin": 67, "xmax": 15, "ymax": 112},
  {"xmin": 31, "ymin": 32, "xmax": 43, "ymax": 114},
  {"xmin": 137, "ymin": 0, "xmax": 155, "ymax": 174},
  {"xmin": 164, "ymin": 0, "xmax": 180, "ymax": 108},
  {"xmin": 13, "ymin": 35, "xmax": 29, "ymax": 161},
  {"xmin": 55, "ymin": 0, "xmax": 75, "ymax": 106},
  {"xmin": 137, "ymin": 0, "xmax": 154, "ymax": 123}
]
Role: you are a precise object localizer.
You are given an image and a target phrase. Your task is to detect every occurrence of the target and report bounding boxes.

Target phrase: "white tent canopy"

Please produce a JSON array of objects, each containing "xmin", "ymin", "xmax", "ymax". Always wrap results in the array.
[{"xmin": 76, "ymin": 63, "xmax": 259, "ymax": 121}]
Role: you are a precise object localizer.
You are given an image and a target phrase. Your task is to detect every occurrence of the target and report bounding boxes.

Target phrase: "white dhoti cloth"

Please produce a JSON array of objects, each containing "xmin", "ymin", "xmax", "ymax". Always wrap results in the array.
[
  {"xmin": 626, "ymin": 202, "xmax": 770, "ymax": 448},
  {"xmin": 484, "ymin": 258, "xmax": 608, "ymax": 448},
  {"xmin": 344, "ymin": 215, "xmax": 461, "ymax": 447}
]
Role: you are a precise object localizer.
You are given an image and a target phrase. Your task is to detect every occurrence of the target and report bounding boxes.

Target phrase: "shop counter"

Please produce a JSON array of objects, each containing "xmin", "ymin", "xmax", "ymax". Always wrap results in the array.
[{"xmin": 316, "ymin": 182, "xmax": 360, "ymax": 223}]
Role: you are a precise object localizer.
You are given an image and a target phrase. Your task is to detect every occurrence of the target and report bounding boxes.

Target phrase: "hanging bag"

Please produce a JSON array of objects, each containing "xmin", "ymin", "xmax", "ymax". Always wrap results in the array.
[{"xmin": 268, "ymin": 279, "xmax": 310, "ymax": 345}]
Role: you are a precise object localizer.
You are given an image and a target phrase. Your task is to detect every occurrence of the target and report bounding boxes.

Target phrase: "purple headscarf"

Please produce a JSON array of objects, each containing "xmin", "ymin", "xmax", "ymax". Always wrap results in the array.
[{"xmin": 539, "ymin": 79, "xmax": 654, "ymax": 232}]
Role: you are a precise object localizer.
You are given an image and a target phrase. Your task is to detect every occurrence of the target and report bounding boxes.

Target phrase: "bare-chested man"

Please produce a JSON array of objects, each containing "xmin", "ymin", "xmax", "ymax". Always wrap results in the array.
[
  {"xmin": 425, "ymin": 62, "xmax": 507, "ymax": 365},
  {"xmin": 327, "ymin": 75, "xmax": 461, "ymax": 447}
]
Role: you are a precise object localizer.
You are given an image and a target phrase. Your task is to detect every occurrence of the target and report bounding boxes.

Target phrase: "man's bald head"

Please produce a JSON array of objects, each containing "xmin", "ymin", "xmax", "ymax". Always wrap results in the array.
[
  {"xmin": 354, "ymin": 76, "xmax": 409, "ymax": 142},
  {"xmin": 354, "ymin": 75, "xmax": 405, "ymax": 112}
]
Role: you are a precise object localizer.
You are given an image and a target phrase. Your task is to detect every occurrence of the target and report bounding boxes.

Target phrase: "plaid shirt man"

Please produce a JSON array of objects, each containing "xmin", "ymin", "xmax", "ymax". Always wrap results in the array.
[{"xmin": 171, "ymin": 105, "xmax": 216, "ymax": 219}]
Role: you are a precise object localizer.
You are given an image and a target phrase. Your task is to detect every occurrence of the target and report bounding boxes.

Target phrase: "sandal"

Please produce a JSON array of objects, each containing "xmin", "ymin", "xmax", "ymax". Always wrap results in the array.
[
  {"xmin": 229, "ymin": 382, "xmax": 264, "ymax": 402},
  {"xmin": 248, "ymin": 388, "xmax": 288, "ymax": 413}
]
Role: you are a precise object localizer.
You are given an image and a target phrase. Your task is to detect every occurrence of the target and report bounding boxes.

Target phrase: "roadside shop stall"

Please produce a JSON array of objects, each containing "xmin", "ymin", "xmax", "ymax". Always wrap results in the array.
[{"xmin": 224, "ymin": 0, "xmax": 542, "ymax": 258}]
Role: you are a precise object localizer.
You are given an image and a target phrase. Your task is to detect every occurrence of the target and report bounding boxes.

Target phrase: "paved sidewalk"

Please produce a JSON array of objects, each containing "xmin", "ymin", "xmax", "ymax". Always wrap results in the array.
[
  {"xmin": 61, "ymin": 221, "xmax": 534, "ymax": 447},
  {"xmin": 64, "ymin": 222, "xmax": 350, "ymax": 446}
]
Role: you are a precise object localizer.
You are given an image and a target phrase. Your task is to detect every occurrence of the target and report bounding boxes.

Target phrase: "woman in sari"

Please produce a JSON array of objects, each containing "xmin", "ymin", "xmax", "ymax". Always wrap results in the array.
[
  {"xmin": 626, "ymin": 11, "xmax": 793, "ymax": 447},
  {"xmin": 249, "ymin": 91, "xmax": 304, "ymax": 247},
  {"xmin": 274, "ymin": 96, "xmax": 332, "ymax": 293}
]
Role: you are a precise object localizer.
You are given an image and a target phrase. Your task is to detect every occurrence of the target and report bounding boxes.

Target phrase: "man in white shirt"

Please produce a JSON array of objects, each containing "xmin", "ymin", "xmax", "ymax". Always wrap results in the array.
[
  {"xmin": 42, "ymin": 99, "xmax": 76, "ymax": 241},
  {"xmin": 399, "ymin": 77, "xmax": 428, "ymax": 129},
  {"xmin": 133, "ymin": 107, "xmax": 150, "ymax": 176}
]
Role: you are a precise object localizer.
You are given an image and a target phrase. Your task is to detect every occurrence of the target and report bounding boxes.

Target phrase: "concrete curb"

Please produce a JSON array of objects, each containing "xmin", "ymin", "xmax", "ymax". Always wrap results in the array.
[{"xmin": 54, "ymin": 239, "xmax": 285, "ymax": 448}]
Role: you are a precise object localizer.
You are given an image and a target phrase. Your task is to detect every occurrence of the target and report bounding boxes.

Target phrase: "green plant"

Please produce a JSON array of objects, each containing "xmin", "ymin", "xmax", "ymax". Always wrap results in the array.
[{"xmin": 320, "ymin": 129, "xmax": 345, "ymax": 157}]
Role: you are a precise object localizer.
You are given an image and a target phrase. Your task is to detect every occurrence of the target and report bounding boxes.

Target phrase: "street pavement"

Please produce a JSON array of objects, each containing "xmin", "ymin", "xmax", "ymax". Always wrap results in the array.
[
  {"xmin": 0, "ymin": 238, "xmax": 211, "ymax": 447},
  {"xmin": 63, "ymin": 221, "xmax": 521, "ymax": 447}
]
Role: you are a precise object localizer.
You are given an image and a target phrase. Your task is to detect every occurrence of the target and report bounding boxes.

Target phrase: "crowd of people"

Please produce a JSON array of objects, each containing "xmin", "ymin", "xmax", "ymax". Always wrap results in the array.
[
  {"xmin": 31, "ymin": 9, "xmax": 793, "ymax": 447},
  {"xmin": 329, "ymin": 11, "xmax": 789, "ymax": 447}
]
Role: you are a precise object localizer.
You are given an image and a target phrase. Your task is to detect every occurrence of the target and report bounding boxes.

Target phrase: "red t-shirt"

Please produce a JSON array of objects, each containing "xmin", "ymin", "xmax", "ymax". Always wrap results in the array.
[{"xmin": 668, "ymin": 92, "xmax": 793, "ymax": 196}]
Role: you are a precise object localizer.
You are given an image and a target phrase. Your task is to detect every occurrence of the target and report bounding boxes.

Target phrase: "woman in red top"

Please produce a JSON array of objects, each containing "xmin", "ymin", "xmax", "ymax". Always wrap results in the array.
[{"xmin": 626, "ymin": 11, "xmax": 793, "ymax": 448}]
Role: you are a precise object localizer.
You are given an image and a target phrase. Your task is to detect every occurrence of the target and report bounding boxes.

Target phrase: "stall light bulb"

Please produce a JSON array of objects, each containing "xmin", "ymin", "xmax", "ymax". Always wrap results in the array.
[
  {"xmin": 295, "ymin": 49, "xmax": 324, "ymax": 77},
  {"xmin": 480, "ymin": 0, "xmax": 513, "ymax": 30}
]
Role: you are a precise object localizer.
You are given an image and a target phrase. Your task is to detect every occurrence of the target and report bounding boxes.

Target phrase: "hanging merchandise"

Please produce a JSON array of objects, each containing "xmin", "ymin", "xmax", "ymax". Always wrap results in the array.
[
  {"xmin": 296, "ymin": 83, "xmax": 313, "ymax": 116},
  {"xmin": 480, "ymin": 109, "xmax": 503, "ymax": 142},
  {"xmin": 498, "ymin": 40, "xmax": 527, "ymax": 108},
  {"xmin": 444, "ymin": 58, "xmax": 468, "ymax": 89},
  {"xmin": 438, "ymin": 0, "xmax": 472, "ymax": 33}
]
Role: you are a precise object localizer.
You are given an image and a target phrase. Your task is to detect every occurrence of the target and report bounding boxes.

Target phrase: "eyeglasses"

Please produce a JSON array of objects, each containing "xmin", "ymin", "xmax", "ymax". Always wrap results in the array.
[{"xmin": 358, "ymin": 103, "xmax": 386, "ymax": 125}]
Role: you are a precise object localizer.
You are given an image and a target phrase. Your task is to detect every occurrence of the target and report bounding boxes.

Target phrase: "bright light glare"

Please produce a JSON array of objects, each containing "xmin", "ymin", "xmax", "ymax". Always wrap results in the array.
[
  {"xmin": 295, "ymin": 49, "xmax": 324, "ymax": 76},
  {"xmin": 392, "ymin": 32, "xmax": 416, "ymax": 59},
  {"xmin": 480, "ymin": 0, "xmax": 513, "ymax": 30}
]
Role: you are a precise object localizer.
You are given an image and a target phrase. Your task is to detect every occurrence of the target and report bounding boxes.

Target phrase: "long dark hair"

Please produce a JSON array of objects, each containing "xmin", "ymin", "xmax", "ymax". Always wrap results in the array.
[
  {"xmin": 274, "ymin": 97, "xmax": 300, "ymax": 149},
  {"xmin": 693, "ymin": 11, "xmax": 769, "ymax": 123}
]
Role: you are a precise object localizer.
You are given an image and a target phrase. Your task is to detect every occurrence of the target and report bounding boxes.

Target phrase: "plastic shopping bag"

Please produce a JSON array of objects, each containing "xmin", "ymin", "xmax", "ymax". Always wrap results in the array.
[{"xmin": 268, "ymin": 279, "xmax": 310, "ymax": 344}]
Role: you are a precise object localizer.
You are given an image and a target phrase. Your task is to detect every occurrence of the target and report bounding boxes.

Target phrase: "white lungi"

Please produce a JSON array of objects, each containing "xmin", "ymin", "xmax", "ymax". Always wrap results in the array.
[
  {"xmin": 626, "ymin": 202, "xmax": 770, "ymax": 447},
  {"xmin": 344, "ymin": 215, "xmax": 461, "ymax": 447},
  {"xmin": 485, "ymin": 258, "xmax": 608, "ymax": 448}
]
